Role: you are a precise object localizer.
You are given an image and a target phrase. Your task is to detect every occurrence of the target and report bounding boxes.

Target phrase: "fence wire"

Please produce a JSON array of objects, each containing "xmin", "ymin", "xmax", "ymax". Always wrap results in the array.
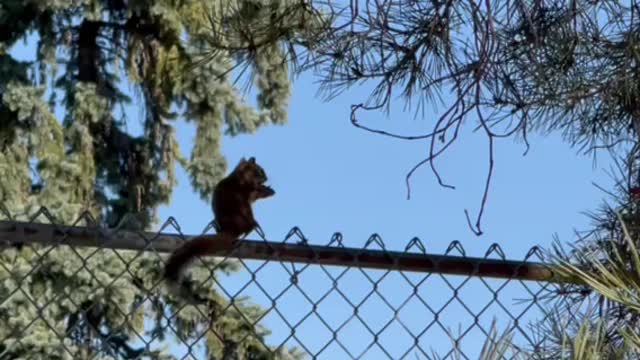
[{"xmin": 0, "ymin": 207, "xmax": 590, "ymax": 360}]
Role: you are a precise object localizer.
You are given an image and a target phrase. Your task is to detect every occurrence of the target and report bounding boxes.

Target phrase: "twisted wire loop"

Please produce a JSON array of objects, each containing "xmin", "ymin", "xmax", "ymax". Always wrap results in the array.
[{"xmin": 0, "ymin": 207, "xmax": 585, "ymax": 359}]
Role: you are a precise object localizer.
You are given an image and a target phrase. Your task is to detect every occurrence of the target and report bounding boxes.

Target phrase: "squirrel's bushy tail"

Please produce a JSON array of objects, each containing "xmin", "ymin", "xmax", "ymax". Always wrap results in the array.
[{"xmin": 163, "ymin": 233, "xmax": 236, "ymax": 283}]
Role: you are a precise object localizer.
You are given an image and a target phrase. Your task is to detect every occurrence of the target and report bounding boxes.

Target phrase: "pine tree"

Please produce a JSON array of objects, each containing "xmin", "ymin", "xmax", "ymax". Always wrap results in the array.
[
  {"xmin": 199, "ymin": 0, "xmax": 640, "ymax": 354},
  {"xmin": 0, "ymin": 0, "xmax": 315, "ymax": 358}
]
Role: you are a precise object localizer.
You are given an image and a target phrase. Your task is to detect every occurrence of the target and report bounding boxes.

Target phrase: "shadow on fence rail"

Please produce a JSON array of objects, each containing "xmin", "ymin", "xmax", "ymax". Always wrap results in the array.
[{"xmin": 0, "ymin": 207, "xmax": 580, "ymax": 360}]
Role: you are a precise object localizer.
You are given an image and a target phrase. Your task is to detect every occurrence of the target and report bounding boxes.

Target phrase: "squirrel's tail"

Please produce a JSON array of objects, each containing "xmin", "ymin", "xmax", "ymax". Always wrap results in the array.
[{"xmin": 163, "ymin": 233, "xmax": 236, "ymax": 283}]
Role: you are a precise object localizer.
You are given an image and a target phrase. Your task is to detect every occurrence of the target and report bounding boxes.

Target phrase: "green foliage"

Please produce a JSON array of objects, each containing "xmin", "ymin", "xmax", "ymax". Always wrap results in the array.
[
  {"xmin": 197, "ymin": 0, "xmax": 640, "ymax": 235},
  {"xmin": 525, "ymin": 170, "xmax": 640, "ymax": 359},
  {"xmin": 0, "ymin": 0, "xmax": 312, "ymax": 358}
]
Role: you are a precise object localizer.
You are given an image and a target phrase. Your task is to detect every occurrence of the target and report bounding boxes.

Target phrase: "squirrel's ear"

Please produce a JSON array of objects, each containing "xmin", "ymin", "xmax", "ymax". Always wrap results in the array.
[
  {"xmin": 234, "ymin": 158, "xmax": 246, "ymax": 169},
  {"xmin": 248, "ymin": 157, "xmax": 256, "ymax": 163}
]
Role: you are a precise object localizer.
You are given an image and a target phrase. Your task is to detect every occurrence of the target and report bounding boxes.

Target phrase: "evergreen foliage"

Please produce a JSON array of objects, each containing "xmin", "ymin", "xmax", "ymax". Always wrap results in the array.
[
  {"xmin": 204, "ymin": 0, "xmax": 640, "ymax": 233},
  {"xmin": 194, "ymin": 0, "xmax": 640, "ymax": 354},
  {"xmin": 0, "ymin": 0, "xmax": 314, "ymax": 358}
]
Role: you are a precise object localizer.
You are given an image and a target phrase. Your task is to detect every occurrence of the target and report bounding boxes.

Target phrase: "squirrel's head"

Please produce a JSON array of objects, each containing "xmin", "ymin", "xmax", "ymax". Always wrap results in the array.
[{"xmin": 232, "ymin": 157, "xmax": 268, "ymax": 185}]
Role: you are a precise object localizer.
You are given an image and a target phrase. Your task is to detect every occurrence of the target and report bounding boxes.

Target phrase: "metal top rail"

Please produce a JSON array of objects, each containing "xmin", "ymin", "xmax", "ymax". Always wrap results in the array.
[{"xmin": 0, "ymin": 220, "xmax": 557, "ymax": 282}]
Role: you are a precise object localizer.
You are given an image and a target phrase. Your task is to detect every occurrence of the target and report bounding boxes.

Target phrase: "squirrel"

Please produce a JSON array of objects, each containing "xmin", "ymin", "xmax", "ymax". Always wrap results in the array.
[{"xmin": 163, "ymin": 157, "xmax": 275, "ymax": 283}]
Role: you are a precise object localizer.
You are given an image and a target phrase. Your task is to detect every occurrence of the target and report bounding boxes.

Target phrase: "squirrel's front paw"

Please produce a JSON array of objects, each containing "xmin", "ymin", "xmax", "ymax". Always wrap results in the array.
[{"xmin": 262, "ymin": 185, "xmax": 275, "ymax": 196}]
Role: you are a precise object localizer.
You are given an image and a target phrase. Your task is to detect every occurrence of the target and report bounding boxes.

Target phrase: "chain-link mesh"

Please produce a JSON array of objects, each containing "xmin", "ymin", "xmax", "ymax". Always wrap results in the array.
[{"xmin": 0, "ymin": 207, "xmax": 589, "ymax": 359}]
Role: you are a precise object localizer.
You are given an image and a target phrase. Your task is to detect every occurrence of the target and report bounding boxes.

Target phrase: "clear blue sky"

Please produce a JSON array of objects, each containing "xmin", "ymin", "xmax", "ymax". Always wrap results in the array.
[
  {"xmin": 155, "ymin": 71, "xmax": 616, "ymax": 358},
  {"xmin": 10, "ymin": 33, "xmax": 616, "ymax": 358},
  {"xmin": 160, "ymin": 74, "xmax": 613, "ymax": 256}
]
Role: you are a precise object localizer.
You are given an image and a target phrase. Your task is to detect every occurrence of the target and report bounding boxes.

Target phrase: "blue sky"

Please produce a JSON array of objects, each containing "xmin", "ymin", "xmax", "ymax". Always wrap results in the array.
[
  {"xmin": 154, "ymin": 71, "xmax": 616, "ymax": 358},
  {"xmin": 9, "ymin": 31, "xmax": 617, "ymax": 358},
  {"xmin": 160, "ymin": 73, "xmax": 614, "ymax": 256}
]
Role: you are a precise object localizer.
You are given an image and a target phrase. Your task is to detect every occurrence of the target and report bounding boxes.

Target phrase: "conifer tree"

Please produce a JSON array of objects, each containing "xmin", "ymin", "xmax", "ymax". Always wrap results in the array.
[
  {"xmin": 0, "ymin": 0, "xmax": 315, "ymax": 358},
  {"xmin": 212, "ymin": 0, "xmax": 640, "ymax": 353}
]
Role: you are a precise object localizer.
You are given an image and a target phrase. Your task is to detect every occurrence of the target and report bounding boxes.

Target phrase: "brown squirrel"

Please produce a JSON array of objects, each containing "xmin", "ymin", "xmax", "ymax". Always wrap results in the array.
[{"xmin": 163, "ymin": 157, "xmax": 274, "ymax": 283}]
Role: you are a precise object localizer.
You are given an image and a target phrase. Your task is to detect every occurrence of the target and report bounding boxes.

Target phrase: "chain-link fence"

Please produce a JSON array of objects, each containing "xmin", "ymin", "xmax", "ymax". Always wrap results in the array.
[{"xmin": 0, "ymin": 207, "xmax": 585, "ymax": 359}]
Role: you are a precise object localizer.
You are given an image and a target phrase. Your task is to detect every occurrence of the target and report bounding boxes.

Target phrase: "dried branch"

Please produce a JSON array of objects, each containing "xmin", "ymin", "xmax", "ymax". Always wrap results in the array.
[{"xmin": 195, "ymin": 0, "xmax": 640, "ymax": 236}]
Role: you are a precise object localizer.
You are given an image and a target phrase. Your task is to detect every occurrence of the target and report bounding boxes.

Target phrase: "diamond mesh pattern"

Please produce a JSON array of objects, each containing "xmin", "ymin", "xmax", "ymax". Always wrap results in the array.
[{"xmin": 0, "ymin": 207, "xmax": 585, "ymax": 359}]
